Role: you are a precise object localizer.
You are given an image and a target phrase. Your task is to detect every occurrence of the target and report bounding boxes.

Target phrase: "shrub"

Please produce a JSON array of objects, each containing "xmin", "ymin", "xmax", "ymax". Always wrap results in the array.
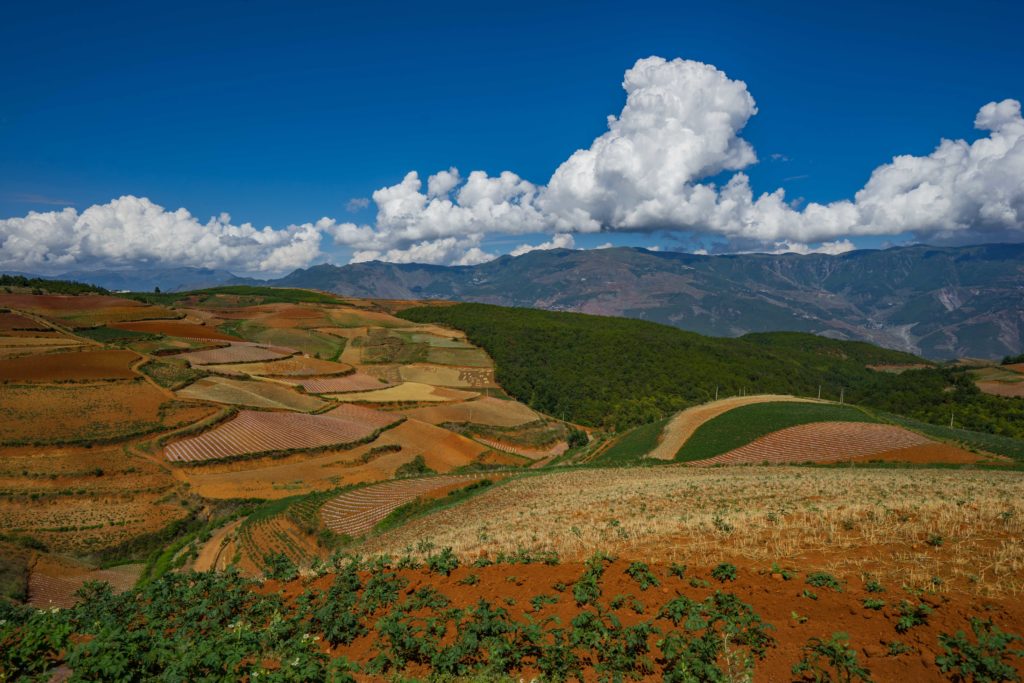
[
  {"xmin": 262, "ymin": 552, "xmax": 298, "ymax": 581},
  {"xmin": 711, "ymin": 563, "xmax": 737, "ymax": 583},
  {"xmin": 426, "ymin": 547, "xmax": 459, "ymax": 576},
  {"xmin": 625, "ymin": 561, "xmax": 660, "ymax": 591},
  {"xmin": 863, "ymin": 599, "xmax": 886, "ymax": 611},
  {"xmin": 806, "ymin": 571, "xmax": 842, "ymax": 591},
  {"xmin": 792, "ymin": 632, "xmax": 873, "ymax": 682},
  {"xmin": 669, "ymin": 562, "xmax": 687, "ymax": 578},
  {"xmin": 896, "ymin": 601, "xmax": 932, "ymax": 633},
  {"xmin": 936, "ymin": 617, "xmax": 1023, "ymax": 682}
]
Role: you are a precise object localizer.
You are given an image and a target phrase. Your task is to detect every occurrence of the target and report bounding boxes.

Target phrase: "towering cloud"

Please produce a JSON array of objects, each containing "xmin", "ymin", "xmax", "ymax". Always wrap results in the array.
[{"xmin": 3, "ymin": 57, "xmax": 1023, "ymax": 271}]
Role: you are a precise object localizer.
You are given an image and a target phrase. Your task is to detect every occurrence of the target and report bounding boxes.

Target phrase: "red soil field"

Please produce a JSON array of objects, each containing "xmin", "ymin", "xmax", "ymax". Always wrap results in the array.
[
  {"xmin": 110, "ymin": 319, "xmax": 239, "ymax": 340},
  {"xmin": 179, "ymin": 342, "xmax": 295, "ymax": 365},
  {"xmin": 319, "ymin": 473, "xmax": 493, "ymax": 537},
  {"xmin": 691, "ymin": 422, "xmax": 932, "ymax": 466},
  {"xmin": 0, "ymin": 311, "xmax": 47, "ymax": 330},
  {"xmin": 474, "ymin": 435, "xmax": 568, "ymax": 460},
  {"xmin": 0, "ymin": 294, "xmax": 148, "ymax": 311},
  {"xmin": 1007, "ymin": 362, "xmax": 1024, "ymax": 374},
  {"xmin": 164, "ymin": 407, "xmax": 401, "ymax": 462},
  {"xmin": 977, "ymin": 379, "xmax": 1024, "ymax": 397},
  {"xmin": 285, "ymin": 372, "xmax": 390, "ymax": 394},
  {"xmin": 0, "ymin": 348, "xmax": 140, "ymax": 382},
  {"xmin": 28, "ymin": 558, "xmax": 142, "ymax": 608},
  {"xmin": 258, "ymin": 559, "xmax": 1024, "ymax": 682},
  {"xmin": 322, "ymin": 403, "xmax": 403, "ymax": 431}
]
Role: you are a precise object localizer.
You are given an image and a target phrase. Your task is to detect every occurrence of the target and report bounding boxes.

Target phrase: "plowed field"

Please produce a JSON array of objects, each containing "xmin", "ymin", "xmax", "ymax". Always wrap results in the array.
[
  {"xmin": 328, "ymin": 381, "xmax": 477, "ymax": 403},
  {"xmin": 0, "ymin": 311, "xmax": 47, "ymax": 330},
  {"xmin": 176, "ymin": 376, "xmax": 327, "ymax": 412},
  {"xmin": 0, "ymin": 349, "xmax": 140, "ymax": 382},
  {"xmin": 690, "ymin": 421, "xmax": 932, "ymax": 466},
  {"xmin": 203, "ymin": 356, "xmax": 353, "ymax": 377},
  {"xmin": 320, "ymin": 474, "xmax": 492, "ymax": 537},
  {"xmin": 165, "ymin": 408, "xmax": 400, "ymax": 462},
  {"xmin": 400, "ymin": 396, "xmax": 537, "ymax": 427},
  {"xmin": 398, "ymin": 363, "xmax": 496, "ymax": 387},
  {"xmin": 179, "ymin": 343, "xmax": 295, "ymax": 365},
  {"xmin": 285, "ymin": 372, "xmax": 389, "ymax": 394},
  {"xmin": 28, "ymin": 562, "xmax": 143, "ymax": 609},
  {"xmin": 977, "ymin": 380, "xmax": 1024, "ymax": 397}
]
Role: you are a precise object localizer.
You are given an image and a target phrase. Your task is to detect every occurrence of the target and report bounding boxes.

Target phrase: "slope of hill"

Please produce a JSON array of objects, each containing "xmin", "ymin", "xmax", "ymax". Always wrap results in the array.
[
  {"xmin": 398, "ymin": 303, "xmax": 1024, "ymax": 438},
  {"xmin": 274, "ymin": 243, "xmax": 1024, "ymax": 360}
]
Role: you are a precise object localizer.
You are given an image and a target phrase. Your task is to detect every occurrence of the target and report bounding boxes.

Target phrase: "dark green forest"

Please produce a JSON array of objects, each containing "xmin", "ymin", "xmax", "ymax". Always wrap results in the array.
[
  {"xmin": 398, "ymin": 304, "xmax": 1024, "ymax": 437},
  {"xmin": 0, "ymin": 274, "xmax": 109, "ymax": 295}
]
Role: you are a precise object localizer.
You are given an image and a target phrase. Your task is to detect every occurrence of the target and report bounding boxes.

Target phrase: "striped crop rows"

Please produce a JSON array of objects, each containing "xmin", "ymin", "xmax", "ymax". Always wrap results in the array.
[{"xmin": 320, "ymin": 474, "xmax": 491, "ymax": 537}]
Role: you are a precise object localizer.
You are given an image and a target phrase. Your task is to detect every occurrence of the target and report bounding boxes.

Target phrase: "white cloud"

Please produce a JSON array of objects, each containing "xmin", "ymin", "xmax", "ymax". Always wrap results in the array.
[
  {"xmin": 345, "ymin": 197, "xmax": 370, "ymax": 212},
  {"xmin": 509, "ymin": 233, "xmax": 575, "ymax": 257},
  {"xmin": 0, "ymin": 196, "xmax": 322, "ymax": 276},
  {"xmin": 768, "ymin": 239, "xmax": 857, "ymax": 255},
  {"xmin": 596, "ymin": 242, "xmax": 615, "ymax": 249},
  {"xmin": 4, "ymin": 56, "xmax": 1023, "ymax": 270}
]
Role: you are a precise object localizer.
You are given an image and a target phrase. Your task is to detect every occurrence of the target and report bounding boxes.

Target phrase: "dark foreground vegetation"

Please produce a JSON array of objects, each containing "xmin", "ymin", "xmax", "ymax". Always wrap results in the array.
[
  {"xmin": 399, "ymin": 304, "xmax": 1024, "ymax": 438},
  {"xmin": 127, "ymin": 285, "xmax": 343, "ymax": 307},
  {"xmin": 4, "ymin": 553, "xmax": 1021, "ymax": 682}
]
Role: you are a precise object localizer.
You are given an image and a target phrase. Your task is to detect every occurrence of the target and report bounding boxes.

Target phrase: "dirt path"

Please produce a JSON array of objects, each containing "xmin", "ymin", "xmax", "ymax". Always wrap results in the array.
[
  {"xmin": 645, "ymin": 394, "xmax": 820, "ymax": 461},
  {"xmin": 193, "ymin": 519, "xmax": 241, "ymax": 572}
]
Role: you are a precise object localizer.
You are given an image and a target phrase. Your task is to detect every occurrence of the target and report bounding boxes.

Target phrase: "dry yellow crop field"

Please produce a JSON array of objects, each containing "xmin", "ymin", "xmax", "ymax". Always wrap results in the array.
[{"xmin": 361, "ymin": 466, "xmax": 1024, "ymax": 596}]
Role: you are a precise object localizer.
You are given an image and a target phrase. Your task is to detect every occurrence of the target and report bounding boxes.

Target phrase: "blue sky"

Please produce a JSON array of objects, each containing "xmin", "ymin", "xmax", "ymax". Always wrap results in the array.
[{"xmin": 1, "ymin": 0, "xmax": 1022, "ymax": 273}]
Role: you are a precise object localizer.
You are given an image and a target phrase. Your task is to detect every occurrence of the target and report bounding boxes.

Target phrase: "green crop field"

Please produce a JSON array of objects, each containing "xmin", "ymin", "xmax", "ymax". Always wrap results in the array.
[
  {"xmin": 676, "ymin": 402, "xmax": 878, "ymax": 462},
  {"xmin": 591, "ymin": 418, "xmax": 670, "ymax": 466}
]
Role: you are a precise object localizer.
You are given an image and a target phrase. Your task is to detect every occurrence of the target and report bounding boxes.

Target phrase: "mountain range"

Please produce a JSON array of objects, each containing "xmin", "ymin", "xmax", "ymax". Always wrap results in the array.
[{"xmin": 22, "ymin": 243, "xmax": 1024, "ymax": 360}]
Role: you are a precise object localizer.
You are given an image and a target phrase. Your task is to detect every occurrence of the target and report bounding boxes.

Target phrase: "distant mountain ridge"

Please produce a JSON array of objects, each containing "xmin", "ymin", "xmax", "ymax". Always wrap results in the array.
[
  {"xmin": 273, "ymin": 243, "xmax": 1024, "ymax": 360},
  {"xmin": 12, "ymin": 243, "xmax": 1022, "ymax": 359}
]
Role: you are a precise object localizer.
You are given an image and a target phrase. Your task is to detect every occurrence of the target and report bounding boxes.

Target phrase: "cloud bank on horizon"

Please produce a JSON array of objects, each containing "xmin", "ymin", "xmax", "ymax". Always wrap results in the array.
[{"xmin": 3, "ymin": 56, "xmax": 1023, "ymax": 275}]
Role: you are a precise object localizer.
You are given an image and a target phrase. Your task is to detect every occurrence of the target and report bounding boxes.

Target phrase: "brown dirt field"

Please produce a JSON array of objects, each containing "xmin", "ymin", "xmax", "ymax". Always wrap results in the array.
[
  {"xmin": 176, "ymin": 376, "xmax": 327, "ymax": 412},
  {"xmin": 320, "ymin": 473, "xmax": 495, "ymax": 537},
  {"xmin": 977, "ymin": 379, "xmax": 1024, "ymax": 397},
  {"xmin": 204, "ymin": 356, "xmax": 353, "ymax": 377},
  {"xmin": 400, "ymin": 396, "xmax": 538, "ymax": 427},
  {"xmin": 398, "ymin": 362, "xmax": 497, "ymax": 388},
  {"xmin": 234, "ymin": 514, "xmax": 323, "ymax": 574},
  {"xmin": 0, "ymin": 311, "xmax": 47, "ymax": 330},
  {"xmin": 0, "ymin": 381, "xmax": 215, "ymax": 445},
  {"xmin": 0, "ymin": 348, "xmax": 140, "ymax": 382},
  {"xmin": 328, "ymin": 381, "xmax": 478, "ymax": 403},
  {"xmin": 474, "ymin": 435, "xmax": 568, "ymax": 461},
  {"xmin": 379, "ymin": 418, "xmax": 488, "ymax": 471},
  {"xmin": 692, "ymin": 422, "xmax": 932, "ymax": 466},
  {"xmin": 0, "ymin": 335, "xmax": 83, "ymax": 347},
  {"xmin": 28, "ymin": 556, "xmax": 143, "ymax": 608},
  {"xmin": 110, "ymin": 319, "xmax": 240, "ymax": 340},
  {"xmin": 255, "ymin": 558, "xmax": 1024, "ymax": 682},
  {"xmin": 284, "ymin": 372, "xmax": 389, "ymax": 394},
  {"xmin": 1006, "ymin": 362, "xmax": 1024, "ymax": 374},
  {"xmin": 0, "ymin": 293, "xmax": 177, "ymax": 325},
  {"xmin": 847, "ymin": 442, "xmax": 996, "ymax": 465},
  {"xmin": 179, "ymin": 445, "xmax": 417, "ymax": 499},
  {"xmin": 360, "ymin": 467, "xmax": 1024, "ymax": 596},
  {"xmin": 647, "ymin": 394, "xmax": 820, "ymax": 461},
  {"xmin": 867, "ymin": 363, "xmax": 932, "ymax": 373}
]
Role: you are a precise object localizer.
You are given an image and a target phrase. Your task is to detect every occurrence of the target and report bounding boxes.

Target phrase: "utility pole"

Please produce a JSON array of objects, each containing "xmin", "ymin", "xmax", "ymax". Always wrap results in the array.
[
  {"xmin": 950, "ymin": 411, "xmax": 954, "ymax": 428},
  {"xmin": 715, "ymin": 385, "xmax": 719, "ymax": 401},
  {"xmin": 840, "ymin": 387, "xmax": 844, "ymax": 405},
  {"xmin": 817, "ymin": 385, "xmax": 821, "ymax": 400}
]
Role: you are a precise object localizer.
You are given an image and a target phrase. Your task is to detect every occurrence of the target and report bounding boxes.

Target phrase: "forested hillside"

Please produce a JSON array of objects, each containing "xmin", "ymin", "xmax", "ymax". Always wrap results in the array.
[{"xmin": 399, "ymin": 304, "xmax": 1024, "ymax": 437}]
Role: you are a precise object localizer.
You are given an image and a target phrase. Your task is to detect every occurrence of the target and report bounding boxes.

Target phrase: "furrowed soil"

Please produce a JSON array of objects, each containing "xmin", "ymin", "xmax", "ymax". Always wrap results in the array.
[
  {"xmin": 647, "ymin": 394, "xmax": 819, "ymax": 460},
  {"xmin": 253, "ymin": 558, "xmax": 1024, "ymax": 682},
  {"xmin": 110, "ymin": 319, "xmax": 239, "ymax": 340}
]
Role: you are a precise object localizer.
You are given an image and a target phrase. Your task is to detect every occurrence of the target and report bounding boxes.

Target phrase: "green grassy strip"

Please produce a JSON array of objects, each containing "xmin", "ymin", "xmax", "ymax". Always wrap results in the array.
[
  {"xmin": 676, "ymin": 402, "xmax": 878, "ymax": 462},
  {"xmin": 591, "ymin": 418, "xmax": 670, "ymax": 466},
  {"xmin": 75, "ymin": 326, "xmax": 157, "ymax": 343}
]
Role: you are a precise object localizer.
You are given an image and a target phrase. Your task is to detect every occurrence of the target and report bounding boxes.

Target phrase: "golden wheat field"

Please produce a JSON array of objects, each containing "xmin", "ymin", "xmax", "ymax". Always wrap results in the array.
[{"xmin": 361, "ymin": 466, "xmax": 1024, "ymax": 596}]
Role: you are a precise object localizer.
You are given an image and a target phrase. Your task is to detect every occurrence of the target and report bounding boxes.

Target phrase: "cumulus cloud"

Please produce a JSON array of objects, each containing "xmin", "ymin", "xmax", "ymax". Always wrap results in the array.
[
  {"xmin": 345, "ymin": 197, "xmax": 370, "ymax": 212},
  {"xmin": 509, "ymin": 233, "xmax": 575, "ymax": 257},
  {"xmin": 4, "ymin": 56, "xmax": 1023, "ymax": 269},
  {"xmin": 0, "ymin": 196, "xmax": 322, "ymax": 276},
  {"xmin": 767, "ymin": 239, "xmax": 857, "ymax": 255}
]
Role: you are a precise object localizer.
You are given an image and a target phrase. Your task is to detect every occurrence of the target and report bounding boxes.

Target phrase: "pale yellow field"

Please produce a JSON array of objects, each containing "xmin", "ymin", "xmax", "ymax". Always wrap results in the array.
[
  {"xmin": 400, "ymin": 396, "xmax": 538, "ymax": 426},
  {"xmin": 327, "ymin": 381, "xmax": 478, "ymax": 403},
  {"xmin": 360, "ymin": 466, "xmax": 1024, "ymax": 596},
  {"xmin": 398, "ymin": 363, "xmax": 496, "ymax": 388}
]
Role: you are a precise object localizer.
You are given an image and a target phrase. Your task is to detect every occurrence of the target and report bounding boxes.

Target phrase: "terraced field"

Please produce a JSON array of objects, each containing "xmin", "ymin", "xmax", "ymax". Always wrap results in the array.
[
  {"xmin": 0, "ymin": 348, "xmax": 140, "ymax": 382},
  {"xmin": 328, "ymin": 381, "xmax": 477, "ymax": 403},
  {"xmin": 320, "ymin": 474, "xmax": 493, "ymax": 537},
  {"xmin": 28, "ymin": 563, "xmax": 144, "ymax": 609},
  {"xmin": 285, "ymin": 372, "xmax": 390, "ymax": 393},
  {"xmin": 176, "ymin": 376, "xmax": 327, "ymax": 412},
  {"xmin": 690, "ymin": 422, "xmax": 933, "ymax": 466},
  {"xmin": 164, "ymin": 407, "xmax": 401, "ymax": 462},
  {"xmin": 398, "ymin": 363, "xmax": 496, "ymax": 387},
  {"xmin": 179, "ymin": 342, "xmax": 295, "ymax": 365},
  {"xmin": 202, "ymin": 356, "xmax": 353, "ymax": 377},
  {"xmin": 110, "ymin": 319, "xmax": 239, "ymax": 340},
  {"xmin": 401, "ymin": 396, "xmax": 537, "ymax": 426}
]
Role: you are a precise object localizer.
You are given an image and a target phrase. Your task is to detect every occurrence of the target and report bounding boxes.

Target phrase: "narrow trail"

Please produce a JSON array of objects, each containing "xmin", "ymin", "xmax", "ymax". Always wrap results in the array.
[
  {"xmin": 645, "ymin": 394, "xmax": 821, "ymax": 461},
  {"xmin": 192, "ymin": 519, "xmax": 242, "ymax": 572}
]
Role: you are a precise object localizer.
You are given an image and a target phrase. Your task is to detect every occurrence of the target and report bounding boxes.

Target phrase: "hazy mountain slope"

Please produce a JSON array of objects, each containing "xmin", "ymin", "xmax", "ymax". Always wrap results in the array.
[{"xmin": 276, "ymin": 244, "xmax": 1024, "ymax": 359}]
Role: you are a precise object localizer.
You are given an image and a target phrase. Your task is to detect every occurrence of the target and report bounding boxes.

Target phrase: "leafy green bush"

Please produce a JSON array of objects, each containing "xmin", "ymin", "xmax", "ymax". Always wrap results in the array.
[
  {"xmin": 262, "ymin": 552, "xmax": 298, "ymax": 581},
  {"xmin": 936, "ymin": 617, "xmax": 1023, "ymax": 682},
  {"xmin": 625, "ymin": 561, "xmax": 660, "ymax": 591},
  {"xmin": 792, "ymin": 632, "xmax": 873, "ymax": 682},
  {"xmin": 896, "ymin": 601, "xmax": 933, "ymax": 633},
  {"xmin": 711, "ymin": 562, "xmax": 738, "ymax": 583},
  {"xmin": 806, "ymin": 571, "xmax": 843, "ymax": 591},
  {"xmin": 425, "ymin": 547, "xmax": 459, "ymax": 576}
]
